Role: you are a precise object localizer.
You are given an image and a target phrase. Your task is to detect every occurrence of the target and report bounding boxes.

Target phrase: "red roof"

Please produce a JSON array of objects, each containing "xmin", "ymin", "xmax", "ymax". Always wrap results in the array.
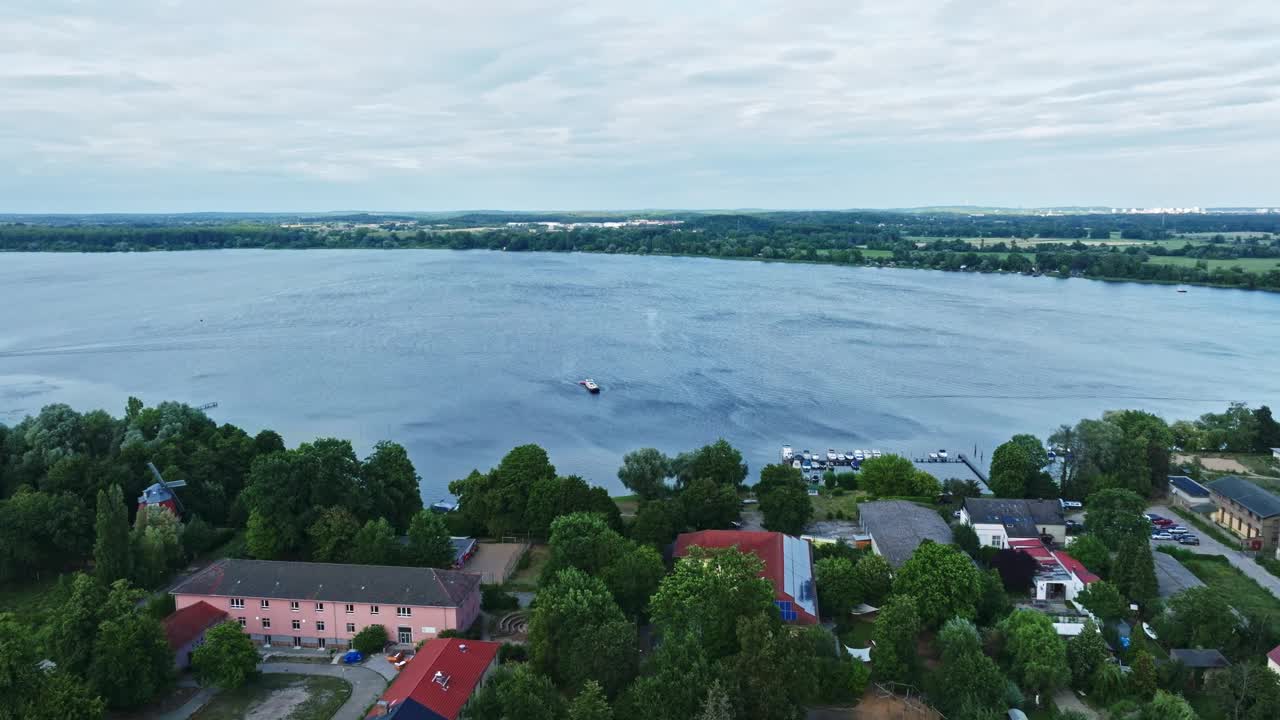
[
  {"xmin": 672, "ymin": 530, "xmax": 818, "ymax": 624},
  {"xmin": 371, "ymin": 638, "xmax": 500, "ymax": 720},
  {"xmin": 1053, "ymin": 551, "xmax": 1101, "ymax": 584},
  {"xmin": 163, "ymin": 601, "xmax": 228, "ymax": 650},
  {"xmin": 1268, "ymin": 643, "xmax": 1280, "ymax": 666},
  {"xmin": 1008, "ymin": 537, "xmax": 1056, "ymax": 565}
]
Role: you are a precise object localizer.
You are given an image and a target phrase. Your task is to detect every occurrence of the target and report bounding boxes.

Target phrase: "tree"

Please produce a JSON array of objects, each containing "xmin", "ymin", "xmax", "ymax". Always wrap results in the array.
[
  {"xmin": 1075, "ymin": 580, "xmax": 1126, "ymax": 623},
  {"xmin": 998, "ymin": 609, "xmax": 1069, "ymax": 700},
  {"xmin": 617, "ymin": 448, "xmax": 672, "ymax": 499},
  {"xmin": 990, "ymin": 548, "xmax": 1039, "ymax": 593},
  {"xmin": 48, "ymin": 573, "xmax": 112, "ymax": 676},
  {"xmin": 464, "ymin": 663, "xmax": 567, "ymax": 720},
  {"xmin": 989, "ymin": 440, "xmax": 1034, "ymax": 498},
  {"xmin": 1208, "ymin": 661, "xmax": 1280, "ymax": 720},
  {"xmin": 545, "ymin": 512, "xmax": 625, "ymax": 579},
  {"xmin": 93, "ymin": 484, "xmax": 132, "ymax": 584},
  {"xmin": 1105, "ymin": 410, "xmax": 1173, "ymax": 495},
  {"xmin": 672, "ymin": 439, "xmax": 747, "ymax": 489},
  {"xmin": 870, "ymin": 594, "xmax": 920, "ymax": 682},
  {"xmin": 615, "ymin": 631, "xmax": 722, "ymax": 720},
  {"xmin": 858, "ymin": 454, "xmax": 920, "ymax": 496},
  {"xmin": 1113, "ymin": 538, "xmax": 1158, "ymax": 607},
  {"xmin": 695, "ymin": 680, "xmax": 734, "ymax": 720},
  {"xmin": 932, "ymin": 618, "xmax": 1008, "ymax": 718},
  {"xmin": 650, "ymin": 547, "xmax": 776, "ymax": 660},
  {"xmin": 1066, "ymin": 620, "xmax": 1108, "ymax": 690},
  {"xmin": 1066, "ymin": 534, "xmax": 1111, "ymax": 578},
  {"xmin": 943, "ymin": 478, "xmax": 983, "ymax": 500},
  {"xmin": 0, "ymin": 489, "xmax": 90, "ymax": 582},
  {"xmin": 568, "ymin": 680, "xmax": 613, "ymax": 720},
  {"xmin": 600, "ymin": 543, "xmax": 665, "ymax": 619},
  {"xmin": 892, "ymin": 541, "xmax": 982, "ymax": 628},
  {"xmin": 1131, "ymin": 649, "xmax": 1157, "ymax": 699},
  {"xmin": 1084, "ymin": 488, "xmax": 1149, "ymax": 546},
  {"xmin": 629, "ymin": 498, "xmax": 683, "ymax": 548},
  {"xmin": 192, "ymin": 621, "xmax": 260, "ymax": 689},
  {"xmin": 759, "ymin": 480, "xmax": 812, "ymax": 535},
  {"xmin": 727, "ymin": 613, "xmax": 814, "ymax": 720},
  {"xmin": 815, "ymin": 557, "xmax": 861, "ymax": 619},
  {"xmin": 679, "ymin": 478, "xmax": 739, "ymax": 531},
  {"xmin": 89, "ymin": 610, "xmax": 173, "ymax": 708},
  {"xmin": 951, "ymin": 522, "xmax": 980, "ymax": 558},
  {"xmin": 406, "ymin": 510, "xmax": 455, "ymax": 568},
  {"xmin": 851, "ymin": 553, "xmax": 894, "ymax": 606},
  {"xmin": 352, "ymin": 624, "xmax": 388, "ymax": 654},
  {"xmin": 1140, "ymin": 690, "xmax": 1198, "ymax": 720},
  {"xmin": 526, "ymin": 475, "xmax": 621, "ymax": 537},
  {"xmin": 976, "ymin": 569, "xmax": 1012, "ymax": 626},
  {"xmin": 131, "ymin": 505, "xmax": 184, "ymax": 588},
  {"xmin": 1158, "ymin": 586, "xmax": 1238, "ymax": 650},
  {"xmin": 307, "ymin": 506, "xmax": 360, "ymax": 563},
  {"xmin": 756, "ymin": 463, "xmax": 803, "ymax": 496},
  {"xmin": 245, "ymin": 509, "xmax": 285, "ymax": 559},
  {"xmin": 1254, "ymin": 406, "xmax": 1280, "ymax": 453},
  {"xmin": 360, "ymin": 441, "xmax": 422, "ymax": 532},
  {"xmin": 529, "ymin": 568, "xmax": 636, "ymax": 697},
  {"xmin": 0, "ymin": 613, "xmax": 105, "ymax": 720},
  {"xmin": 350, "ymin": 518, "xmax": 401, "ymax": 566}
]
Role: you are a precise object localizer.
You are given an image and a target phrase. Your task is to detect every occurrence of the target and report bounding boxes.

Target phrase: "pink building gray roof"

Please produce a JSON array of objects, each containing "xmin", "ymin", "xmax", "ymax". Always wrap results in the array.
[{"xmin": 172, "ymin": 558, "xmax": 480, "ymax": 608}]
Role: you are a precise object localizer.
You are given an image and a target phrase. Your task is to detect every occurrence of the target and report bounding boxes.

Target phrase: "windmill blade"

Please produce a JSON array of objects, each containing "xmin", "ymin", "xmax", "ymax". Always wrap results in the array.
[
  {"xmin": 147, "ymin": 462, "xmax": 165, "ymax": 485},
  {"xmin": 164, "ymin": 479, "xmax": 188, "ymax": 489}
]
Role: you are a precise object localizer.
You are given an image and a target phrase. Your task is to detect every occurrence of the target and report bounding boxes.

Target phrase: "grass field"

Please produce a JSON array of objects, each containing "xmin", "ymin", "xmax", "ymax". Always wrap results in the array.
[
  {"xmin": 612, "ymin": 494, "xmax": 640, "ymax": 517},
  {"xmin": 1145, "ymin": 255, "xmax": 1280, "ymax": 271},
  {"xmin": 811, "ymin": 490, "xmax": 861, "ymax": 520},
  {"xmin": 1178, "ymin": 554, "xmax": 1280, "ymax": 633},
  {"xmin": 505, "ymin": 544, "xmax": 550, "ymax": 591},
  {"xmin": 191, "ymin": 674, "xmax": 351, "ymax": 720}
]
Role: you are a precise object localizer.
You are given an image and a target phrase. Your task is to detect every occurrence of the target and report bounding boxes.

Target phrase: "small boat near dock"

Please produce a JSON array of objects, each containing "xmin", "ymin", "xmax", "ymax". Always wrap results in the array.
[{"xmin": 578, "ymin": 378, "xmax": 600, "ymax": 394}]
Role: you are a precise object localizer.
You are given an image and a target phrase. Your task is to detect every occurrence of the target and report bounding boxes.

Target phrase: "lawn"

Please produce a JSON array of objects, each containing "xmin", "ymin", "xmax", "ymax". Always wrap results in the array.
[
  {"xmin": 836, "ymin": 620, "xmax": 875, "ymax": 648},
  {"xmin": 191, "ymin": 674, "xmax": 351, "ymax": 720},
  {"xmin": 1145, "ymin": 255, "xmax": 1280, "ymax": 271},
  {"xmin": 811, "ymin": 490, "xmax": 861, "ymax": 521},
  {"xmin": 505, "ymin": 544, "xmax": 550, "ymax": 591},
  {"xmin": 612, "ymin": 494, "xmax": 640, "ymax": 517},
  {"xmin": 1177, "ymin": 554, "xmax": 1280, "ymax": 634}
]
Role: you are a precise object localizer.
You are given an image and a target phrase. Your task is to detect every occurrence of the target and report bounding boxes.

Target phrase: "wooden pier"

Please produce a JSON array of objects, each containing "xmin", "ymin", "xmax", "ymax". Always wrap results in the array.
[{"xmin": 957, "ymin": 453, "xmax": 988, "ymax": 484}]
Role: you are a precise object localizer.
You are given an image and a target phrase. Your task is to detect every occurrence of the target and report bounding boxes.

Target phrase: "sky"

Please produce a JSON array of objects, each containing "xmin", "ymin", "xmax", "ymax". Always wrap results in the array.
[{"xmin": 2, "ymin": 0, "xmax": 1278, "ymax": 212}]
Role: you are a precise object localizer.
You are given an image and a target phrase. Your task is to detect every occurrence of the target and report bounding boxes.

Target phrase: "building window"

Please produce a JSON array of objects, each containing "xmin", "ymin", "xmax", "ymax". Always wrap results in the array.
[
  {"xmin": 293, "ymin": 636, "xmax": 302, "ymax": 648},
  {"xmin": 237, "ymin": 617, "xmax": 246, "ymax": 628},
  {"xmin": 262, "ymin": 618, "xmax": 271, "ymax": 629},
  {"xmin": 992, "ymin": 536, "xmax": 1005, "ymax": 549},
  {"xmin": 345, "ymin": 604, "xmax": 355, "ymax": 614},
  {"xmin": 260, "ymin": 600, "xmax": 270, "ymax": 609},
  {"xmin": 230, "ymin": 598, "xmax": 245, "ymax": 609},
  {"xmin": 397, "ymin": 607, "xmax": 411, "ymax": 617},
  {"xmin": 290, "ymin": 601, "xmax": 299, "ymax": 612},
  {"xmin": 315, "ymin": 603, "xmax": 324, "ymax": 612},
  {"xmin": 370, "ymin": 605, "xmax": 379, "ymax": 615},
  {"xmin": 346, "ymin": 623, "xmax": 356, "ymax": 633},
  {"xmin": 292, "ymin": 619, "xmax": 301, "ymax": 630},
  {"xmin": 318, "ymin": 637, "xmax": 327, "ymax": 649},
  {"xmin": 316, "ymin": 621, "xmax": 325, "ymax": 632}
]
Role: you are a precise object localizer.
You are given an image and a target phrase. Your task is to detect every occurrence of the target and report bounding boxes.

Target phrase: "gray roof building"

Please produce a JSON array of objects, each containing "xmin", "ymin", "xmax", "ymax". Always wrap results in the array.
[
  {"xmin": 1168, "ymin": 475, "xmax": 1211, "ymax": 499},
  {"xmin": 1170, "ymin": 648, "xmax": 1231, "ymax": 669},
  {"xmin": 859, "ymin": 500, "xmax": 954, "ymax": 568},
  {"xmin": 1208, "ymin": 477, "xmax": 1280, "ymax": 519},
  {"xmin": 962, "ymin": 498, "xmax": 1065, "ymax": 538},
  {"xmin": 170, "ymin": 558, "xmax": 480, "ymax": 608},
  {"xmin": 1152, "ymin": 551, "xmax": 1205, "ymax": 599}
]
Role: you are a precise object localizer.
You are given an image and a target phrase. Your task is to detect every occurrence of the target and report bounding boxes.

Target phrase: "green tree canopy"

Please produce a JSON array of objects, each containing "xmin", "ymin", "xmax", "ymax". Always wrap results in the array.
[
  {"xmin": 680, "ymin": 478, "xmax": 740, "ymax": 531},
  {"xmin": 406, "ymin": 509, "xmax": 456, "ymax": 568},
  {"xmin": 650, "ymin": 546, "xmax": 776, "ymax": 660},
  {"xmin": 815, "ymin": 557, "xmax": 861, "ymax": 619},
  {"xmin": 1066, "ymin": 534, "xmax": 1112, "ymax": 578},
  {"xmin": 0, "ymin": 613, "xmax": 105, "ymax": 720},
  {"xmin": 307, "ymin": 506, "xmax": 360, "ymax": 563},
  {"xmin": 673, "ymin": 439, "xmax": 748, "ymax": 489},
  {"xmin": 1075, "ymin": 580, "xmax": 1127, "ymax": 623},
  {"xmin": 352, "ymin": 624, "xmax": 388, "ymax": 655},
  {"xmin": 617, "ymin": 448, "xmax": 672, "ymax": 500},
  {"xmin": 359, "ymin": 441, "xmax": 423, "ymax": 532},
  {"xmin": 851, "ymin": 553, "xmax": 894, "ymax": 607},
  {"xmin": 932, "ymin": 617, "xmax": 1008, "ymax": 718},
  {"xmin": 350, "ymin": 517, "xmax": 401, "ymax": 566},
  {"xmin": 1140, "ymin": 690, "xmax": 1198, "ymax": 720},
  {"xmin": 989, "ymin": 440, "xmax": 1035, "ymax": 498},
  {"xmin": 869, "ymin": 594, "xmax": 920, "ymax": 682},
  {"xmin": 727, "ymin": 613, "xmax": 814, "ymax": 720},
  {"xmin": 1066, "ymin": 619, "xmax": 1109, "ymax": 691},
  {"xmin": 464, "ymin": 663, "xmax": 567, "ymax": 720},
  {"xmin": 1084, "ymin": 488, "xmax": 1149, "ymax": 546},
  {"xmin": 529, "ymin": 568, "xmax": 637, "ymax": 697},
  {"xmin": 628, "ymin": 498, "xmax": 684, "ymax": 548},
  {"xmin": 1131, "ymin": 649, "xmax": 1157, "ymax": 699},
  {"xmin": 1113, "ymin": 538, "xmax": 1158, "ymax": 607},
  {"xmin": 93, "ymin": 484, "xmax": 132, "ymax": 584},
  {"xmin": 858, "ymin": 454, "xmax": 939, "ymax": 496},
  {"xmin": 892, "ymin": 541, "xmax": 982, "ymax": 628},
  {"xmin": 567, "ymin": 680, "xmax": 613, "ymax": 720},
  {"xmin": 758, "ymin": 476, "xmax": 812, "ymax": 536},
  {"xmin": 1158, "ymin": 586, "xmax": 1238, "ymax": 650},
  {"xmin": 998, "ymin": 609, "xmax": 1069, "ymax": 699},
  {"xmin": 89, "ymin": 608, "xmax": 173, "ymax": 708},
  {"xmin": 192, "ymin": 621, "xmax": 260, "ymax": 689}
]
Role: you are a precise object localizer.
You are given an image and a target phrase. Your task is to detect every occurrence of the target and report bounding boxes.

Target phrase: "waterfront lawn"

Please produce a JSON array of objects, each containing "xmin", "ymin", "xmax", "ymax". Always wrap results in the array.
[
  {"xmin": 191, "ymin": 674, "xmax": 350, "ymax": 720},
  {"xmin": 811, "ymin": 490, "xmax": 861, "ymax": 521},
  {"xmin": 1145, "ymin": 255, "xmax": 1280, "ymax": 271}
]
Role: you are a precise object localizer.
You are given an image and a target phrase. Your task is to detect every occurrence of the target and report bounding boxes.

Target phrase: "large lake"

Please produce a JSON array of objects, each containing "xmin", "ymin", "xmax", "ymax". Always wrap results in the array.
[{"xmin": 2, "ymin": 250, "xmax": 1277, "ymax": 501}]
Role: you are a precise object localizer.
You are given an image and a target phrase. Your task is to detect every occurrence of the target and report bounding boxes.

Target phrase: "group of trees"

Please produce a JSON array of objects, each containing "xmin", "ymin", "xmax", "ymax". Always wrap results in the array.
[
  {"xmin": 987, "ymin": 434, "xmax": 1056, "ymax": 498},
  {"xmin": 449, "ymin": 444, "xmax": 620, "ymax": 539},
  {"xmin": 1171, "ymin": 403, "xmax": 1280, "ymax": 455},
  {"xmin": 615, "ymin": 441, "xmax": 748, "ymax": 548},
  {"xmin": 855, "ymin": 454, "xmax": 942, "ymax": 498},
  {"xmin": 1050, "ymin": 409, "xmax": 1175, "ymax": 499}
]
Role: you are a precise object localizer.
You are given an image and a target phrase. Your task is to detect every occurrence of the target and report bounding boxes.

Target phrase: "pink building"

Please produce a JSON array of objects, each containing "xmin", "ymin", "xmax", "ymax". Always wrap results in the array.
[{"xmin": 170, "ymin": 559, "xmax": 482, "ymax": 650}]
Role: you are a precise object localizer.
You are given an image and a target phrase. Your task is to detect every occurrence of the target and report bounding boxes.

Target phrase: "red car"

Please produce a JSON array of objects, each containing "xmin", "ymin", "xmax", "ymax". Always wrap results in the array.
[{"xmin": 1153, "ymin": 518, "xmax": 1174, "ymax": 527}]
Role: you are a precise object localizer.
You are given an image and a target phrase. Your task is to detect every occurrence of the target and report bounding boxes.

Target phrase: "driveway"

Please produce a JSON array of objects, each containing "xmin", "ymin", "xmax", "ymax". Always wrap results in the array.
[
  {"xmin": 1146, "ymin": 504, "xmax": 1280, "ymax": 600},
  {"xmin": 262, "ymin": 662, "xmax": 388, "ymax": 720},
  {"xmin": 1053, "ymin": 689, "xmax": 1100, "ymax": 720}
]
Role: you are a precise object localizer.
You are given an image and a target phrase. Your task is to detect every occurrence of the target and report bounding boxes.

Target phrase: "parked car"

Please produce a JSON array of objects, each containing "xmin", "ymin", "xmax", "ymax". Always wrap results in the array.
[
  {"xmin": 1168, "ymin": 525, "xmax": 1188, "ymax": 534},
  {"xmin": 1151, "ymin": 532, "xmax": 1174, "ymax": 541},
  {"xmin": 1153, "ymin": 518, "xmax": 1175, "ymax": 527},
  {"xmin": 1178, "ymin": 535, "xmax": 1200, "ymax": 545},
  {"xmin": 1060, "ymin": 499, "xmax": 1083, "ymax": 510}
]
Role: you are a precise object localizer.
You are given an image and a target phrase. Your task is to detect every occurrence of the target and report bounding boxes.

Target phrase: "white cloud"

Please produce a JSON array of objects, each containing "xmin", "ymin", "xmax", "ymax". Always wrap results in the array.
[{"xmin": 0, "ymin": 0, "xmax": 1277, "ymax": 210}]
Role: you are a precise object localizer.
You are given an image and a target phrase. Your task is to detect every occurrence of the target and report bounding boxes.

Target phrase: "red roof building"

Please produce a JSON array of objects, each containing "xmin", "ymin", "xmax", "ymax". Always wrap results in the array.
[
  {"xmin": 1053, "ymin": 551, "xmax": 1101, "ymax": 584},
  {"xmin": 369, "ymin": 638, "xmax": 501, "ymax": 720},
  {"xmin": 1266, "ymin": 643, "xmax": 1280, "ymax": 674},
  {"xmin": 673, "ymin": 530, "xmax": 819, "ymax": 624},
  {"xmin": 162, "ymin": 600, "xmax": 228, "ymax": 669}
]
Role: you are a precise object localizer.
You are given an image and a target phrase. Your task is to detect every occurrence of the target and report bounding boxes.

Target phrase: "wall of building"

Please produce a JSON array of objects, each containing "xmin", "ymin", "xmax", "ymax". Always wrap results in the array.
[
  {"xmin": 1210, "ymin": 494, "xmax": 1280, "ymax": 550},
  {"xmin": 173, "ymin": 632, "xmax": 209, "ymax": 669},
  {"xmin": 175, "ymin": 593, "xmax": 468, "ymax": 648}
]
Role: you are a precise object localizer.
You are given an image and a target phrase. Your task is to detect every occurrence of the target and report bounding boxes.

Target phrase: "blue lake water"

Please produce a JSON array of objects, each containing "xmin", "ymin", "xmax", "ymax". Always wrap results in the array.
[{"xmin": 2, "ymin": 250, "xmax": 1278, "ymax": 501}]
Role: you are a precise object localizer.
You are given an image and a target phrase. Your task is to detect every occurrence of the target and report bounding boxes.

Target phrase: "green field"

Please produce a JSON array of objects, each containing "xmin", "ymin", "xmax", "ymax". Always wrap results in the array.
[
  {"xmin": 1145, "ymin": 255, "xmax": 1280, "ymax": 271},
  {"xmin": 1177, "ymin": 554, "xmax": 1280, "ymax": 634},
  {"xmin": 811, "ymin": 489, "xmax": 861, "ymax": 520},
  {"xmin": 191, "ymin": 674, "xmax": 351, "ymax": 720}
]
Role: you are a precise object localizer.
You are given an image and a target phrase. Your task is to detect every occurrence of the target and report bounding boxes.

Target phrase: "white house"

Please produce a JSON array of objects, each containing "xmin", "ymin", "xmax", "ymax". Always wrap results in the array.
[{"xmin": 959, "ymin": 498, "xmax": 1067, "ymax": 548}]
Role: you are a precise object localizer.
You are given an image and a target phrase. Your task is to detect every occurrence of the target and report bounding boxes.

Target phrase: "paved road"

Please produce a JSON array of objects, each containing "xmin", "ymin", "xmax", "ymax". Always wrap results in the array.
[
  {"xmin": 1146, "ymin": 504, "xmax": 1280, "ymax": 599},
  {"xmin": 262, "ymin": 662, "xmax": 388, "ymax": 720}
]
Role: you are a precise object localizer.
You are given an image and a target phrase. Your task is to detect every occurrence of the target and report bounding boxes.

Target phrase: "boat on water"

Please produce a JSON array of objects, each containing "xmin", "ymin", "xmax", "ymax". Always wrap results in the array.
[
  {"xmin": 871, "ymin": 449, "xmax": 882, "ymax": 458},
  {"xmin": 1177, "ymin": 286, "xmax": 1188, "ymax": 293},
  {"xmin": 827, "ymin": 449, "xmax": 837, "ymax": 462},
  {"xmin": 578, "ymin": 379, "xmax": 600, "ymax": 393},
  {"xmin": 937, "ymin": 448, "xmax": 949, "ymax": 461},
  {"xmin": 928, "ymin": 452, "xmax": 938, "ymax": 461},
  {"xmin": 781, "ymin": 445, "xmax": 794, "ymax": 461}
]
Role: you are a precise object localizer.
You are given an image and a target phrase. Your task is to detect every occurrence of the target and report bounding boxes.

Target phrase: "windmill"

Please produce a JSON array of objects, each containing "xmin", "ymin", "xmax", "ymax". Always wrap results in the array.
[{"xmin": 137, "ymin": 462, "xmax": 188, "ymax": 515}]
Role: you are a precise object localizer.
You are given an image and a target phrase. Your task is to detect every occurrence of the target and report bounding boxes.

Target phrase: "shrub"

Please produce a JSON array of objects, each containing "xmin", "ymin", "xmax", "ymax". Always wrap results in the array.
[
  {"xmin": 482, "ymin": 586, "xmax": 520, "ymax": 612},
  {"xmin": 144, "ymin": 593, "xmax": 176, "ymax": 620},
  {"xmin": 498, "ymin": 643, "xmax": 528, "ymax": 664},
  {"xmin": 352, "ymin": 624, "xmax": 388, "ymax": 655}
]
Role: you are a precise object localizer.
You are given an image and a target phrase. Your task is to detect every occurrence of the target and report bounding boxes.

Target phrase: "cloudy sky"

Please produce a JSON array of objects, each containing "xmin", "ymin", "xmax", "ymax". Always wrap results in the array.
[{"xmin": 2, "ymin": 0, "xmax": 1277, "ymax": 212}]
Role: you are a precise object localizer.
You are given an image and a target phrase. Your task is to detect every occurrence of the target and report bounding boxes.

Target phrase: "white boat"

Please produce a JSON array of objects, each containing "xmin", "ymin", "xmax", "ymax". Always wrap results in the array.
[
  {"xmin": 872, "ymin": 449, "xmax": 882, "ymax": 458},
  {"xmin": 837, "ymin": 453, "xmax": 847, "ymax": 463},
  {"xmin": 802, "ymin": 450, "xmax": 812, "ymax": 461},
  {"xmin": 937, "ymin": 449, "xmax": 948, "ymax": 460},
  {"xmin": 928, "ymin": 452, "xmax": 938, "ymax": 461},
  {"xmin": 827, "ymin": 449, "xmax": 837, "ymax": 462},
  {"xmin": 791, "ymin": 459, "xmax": 802, "ymax": 469},
  {"xmin": 781, "ymin": 445, "xmax": 794, "ymax": 461}
]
